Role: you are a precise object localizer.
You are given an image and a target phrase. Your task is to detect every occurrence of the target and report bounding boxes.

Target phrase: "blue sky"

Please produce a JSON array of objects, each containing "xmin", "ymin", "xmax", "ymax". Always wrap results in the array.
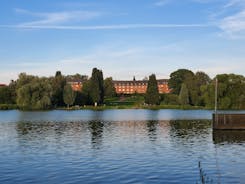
[{"xmin": 0, "ymin": 0, "xmax": 245, "ymax": 83}]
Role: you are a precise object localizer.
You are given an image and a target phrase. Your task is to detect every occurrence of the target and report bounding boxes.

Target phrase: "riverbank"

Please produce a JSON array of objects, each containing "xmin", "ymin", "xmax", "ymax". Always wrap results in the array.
[
  {"xmin": 57, "ymin": 104, "xmax": 209, "ymax": 111},
  {"xmin": 1, "ymin": 103, "xmax": 245, "ymax": 111},
  {"xmin": 0, "ymin": 104, "xmax": 18, "ymax": 110}
]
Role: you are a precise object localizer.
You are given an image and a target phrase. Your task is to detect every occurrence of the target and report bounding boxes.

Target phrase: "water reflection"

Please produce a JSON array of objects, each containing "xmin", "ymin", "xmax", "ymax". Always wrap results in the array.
[
  {"xmin": 16, "ymin": 122, "xmax": 34, "ymax": 135},
  {"xmin": 169, "ymin": 120, "xmax": 211, "ymax": 139},
  {"xmin": 16, "ymin": 121, "xmax": 86, "ymax": 135},
  {"xmin": 213, "ymin": 130, "xmax": 245, "ymax": 144},
  {"xmin": 146, "ymin": 120, "xmax": 158, "ymax": 142},
  {"xmin": 0, "ymin": 119, "xmax": 244, "ymax": 183},
  {"xmin": 88, "ymin": 121, "xmax": 104, "ymax": 149}
]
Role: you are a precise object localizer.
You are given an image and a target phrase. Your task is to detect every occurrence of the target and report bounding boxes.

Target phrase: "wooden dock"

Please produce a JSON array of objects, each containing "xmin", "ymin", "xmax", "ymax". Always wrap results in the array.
[
  {"xmin": 213, "ymin": 130, "xmax": 245, "ymax": 143},
  {"xmin": 213, "ymin": 114, "xmax": 245, "ymax": 130}
]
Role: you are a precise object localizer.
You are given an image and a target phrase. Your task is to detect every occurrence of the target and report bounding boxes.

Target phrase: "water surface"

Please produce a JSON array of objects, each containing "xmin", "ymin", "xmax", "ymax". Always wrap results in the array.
[{"xmin": 0, "ymin": 110, "xmax": 245, "ymax": 184}]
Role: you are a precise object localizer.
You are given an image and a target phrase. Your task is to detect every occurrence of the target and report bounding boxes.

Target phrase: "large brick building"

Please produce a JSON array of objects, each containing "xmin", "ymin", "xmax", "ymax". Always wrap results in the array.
[
  {"xmin": 68, "ymin": 77, "xmax": 170, "ymax": 94},
  {"xmin": 113, "ymin": 78, "xmax": 170, "ymax": 94},
  {"xmin": 67, "ymin": 79, "xmax": 84, "ymax": 91},
  {"xmin": 0, "ymin": 84, "xmax": 6, "ymax": 87}
]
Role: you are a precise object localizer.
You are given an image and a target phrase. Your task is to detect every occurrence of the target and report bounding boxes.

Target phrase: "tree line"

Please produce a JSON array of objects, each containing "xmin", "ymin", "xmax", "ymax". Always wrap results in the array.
[
  {"xmin": 0, "ymin": 68, "xmax": 115, "ymax": 110},
  {"xmin": 163, "ymin": 69, "xmax": 245, "ymax": 109},
  {"xmin": 0, "ymin": 68, "xmax": 244, "ymax": 110}
]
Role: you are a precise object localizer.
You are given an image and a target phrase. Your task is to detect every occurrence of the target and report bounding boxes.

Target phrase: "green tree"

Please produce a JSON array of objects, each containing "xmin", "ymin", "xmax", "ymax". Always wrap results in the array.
[
  {"xmin": 104, "ymin": 77, "xmax": 116, "ymax": 97},
  {"xmin": 81, "ymin": 80, "xmax": 93, "ymax": 105},
  {"xmin": 0, "ymin": 86, "xmax": 13, "ymax": 104},
  {"xmin": 169, "ymin": 69, "xmax": 211, "ymax": 106},
  {"xmin": 201, "ymin": 83, "xmax": 215, "ymax": 108},
  {"xmin": 201, "ymin": 74, "xmax": 245, "ymax": 110},
  {"xmin": 66, "ymin": 74, "xmax": 88, "ymax": 81},
  {"xmin": 8, "ymin": 80, "xmax": 17, "ymax": 104},
  {"xmin": 161, "ymin": 94, "xmax": 180, "ymax": 105},
  {"xmin": 51, "ymin": 71, "xmax": 66, "ymax": 107},
  {"xmin": 145, "ymin": 74, "xmax": 160, "ymax": 105},
  {"xmin": 168, "ymin": 69, "xmax": 194, "ymax": 94},
  {"xmin": 89, "ymin": 68, "xmax": 104, "ymax": 105},
  {"xmin": 16, "ymin": 76, "xmax": 52, "ymax": 110},
  {"xmin": 63, "ymin": 84, "xmax": 76, "ymax": 108},
  {"xmin": 179, "ymin": 83, "xmax": 189, "ymax": 105},
  {"xmin": 195, "ymin": 71, "xmax": 211, "ymax": 86},
  {"xmin": 74, "ymin": 91, "xmax": 87, "ymax": 106},
  {"xmin": 16, "ymin": 73, "xmax": 35, "ymax": 89},
  {"xmin": 195, "ymin": 71, "xmax": 211, "ymax": 106}
]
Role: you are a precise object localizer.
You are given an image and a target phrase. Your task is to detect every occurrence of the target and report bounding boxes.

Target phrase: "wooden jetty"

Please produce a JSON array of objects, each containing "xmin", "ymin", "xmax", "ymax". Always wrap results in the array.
[
  {"xmin": 213, "ymin": 130, "xmax": 245, "ymax": 143},
  {"xmin": 213, "ymin": 114, "xmax": 245, "ymax": 130}
]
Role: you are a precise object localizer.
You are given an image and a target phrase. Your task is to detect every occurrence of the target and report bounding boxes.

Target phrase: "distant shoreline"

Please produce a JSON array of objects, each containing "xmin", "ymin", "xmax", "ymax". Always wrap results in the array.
[{"xmin": 1, "ymin": 104, "xmax": 245, "ymax": 111}]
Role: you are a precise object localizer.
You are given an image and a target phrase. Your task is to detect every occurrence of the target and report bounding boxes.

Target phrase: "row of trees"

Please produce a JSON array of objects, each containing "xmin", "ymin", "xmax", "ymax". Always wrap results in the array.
[
  {"xmin": 164, "ymin": 69, "xmax": 245, "ymax": 109},
  {"xmin": 0, "ymin": 68, "xmax": 244, "ymax": 109},
  {"xmin": 0, "ymin": 68, "xmax": 116, "ymax": 110},
  {"xmin": 139, "ymin": 69, "xmax": 245, "ymax": 109}
]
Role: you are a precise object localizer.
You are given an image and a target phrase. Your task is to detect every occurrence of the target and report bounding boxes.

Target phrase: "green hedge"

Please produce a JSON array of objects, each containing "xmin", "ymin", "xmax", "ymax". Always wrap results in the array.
[{"xmin": 0, "ymin": 104, "xmax": 18, "ymax": 110}]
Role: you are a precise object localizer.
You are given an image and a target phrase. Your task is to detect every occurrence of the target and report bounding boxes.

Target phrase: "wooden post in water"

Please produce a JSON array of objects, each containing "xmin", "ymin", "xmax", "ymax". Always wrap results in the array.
[
  {"xmin": 215, "ymin": 78, "xmax": 218, "ymax": 114},
  {"xmin": 214, "ymin": 78, "xmax": 218, "ymax": 128}
]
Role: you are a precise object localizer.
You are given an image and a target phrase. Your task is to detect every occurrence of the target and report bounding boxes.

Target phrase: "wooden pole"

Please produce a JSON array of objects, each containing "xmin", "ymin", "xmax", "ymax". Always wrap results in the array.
[
  {"xmin": 214, "ymin": 78, "xmax": 218, "ymax": 126},
  {"xmin": 215, "ymin": 78, "xmax": 218, "ymax": 114}
]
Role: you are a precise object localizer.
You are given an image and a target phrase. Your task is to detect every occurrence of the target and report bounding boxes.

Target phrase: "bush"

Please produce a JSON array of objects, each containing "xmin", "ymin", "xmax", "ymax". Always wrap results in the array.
[{"xmin": 0, "ymin": 104, "xmax": 18, "ymax": 110}]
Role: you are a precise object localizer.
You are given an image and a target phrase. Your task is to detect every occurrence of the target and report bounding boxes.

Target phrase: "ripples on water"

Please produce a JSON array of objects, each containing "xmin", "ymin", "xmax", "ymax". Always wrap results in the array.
[{"xmin": 0, "ymin": 110, "xmax": 245, "ymax": 184}]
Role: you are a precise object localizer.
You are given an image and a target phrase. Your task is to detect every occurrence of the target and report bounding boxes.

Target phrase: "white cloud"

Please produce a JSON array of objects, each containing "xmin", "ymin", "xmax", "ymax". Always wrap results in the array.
[
  {"xmin": 215, "ymin": 0, "xmax": 245, "ymax": 38},
  {"xmin": 154, "ymin": 0, "xmax": 220, "ymax": 6},
  {"xmin": 1, "ymin": 41, "xmax": 245, "ymax": 84},
  {"xmin": 224, "ymin": 0, "xmax": 245, "ymax": 8},
  {"xmin": 203, "ymin": 0, "xmax": 245, "ymax": 38},
  {"xmin": 0, "ymin": 23, "xmax": 209, "ymax": 30},
  {"xmin": 219, "ymin": 10, "xmax": 245, "ymax": 38},
  {"xmin": 15, "ymin": 8, "xmax": 102, "ymax": 26},
  {"xmin": 154, "ymin": 0, "xmax": 171, "ymax": 6},
  {"xmin": 0, "ymin": 43, "xmax": 182, "ymax": 83}
]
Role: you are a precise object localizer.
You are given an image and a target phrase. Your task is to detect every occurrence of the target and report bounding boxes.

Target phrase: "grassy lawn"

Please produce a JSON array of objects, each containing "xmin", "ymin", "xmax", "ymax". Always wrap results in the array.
[{"xmin": 104, "ymin": 95, "xmax": 145, "ymax": 107}]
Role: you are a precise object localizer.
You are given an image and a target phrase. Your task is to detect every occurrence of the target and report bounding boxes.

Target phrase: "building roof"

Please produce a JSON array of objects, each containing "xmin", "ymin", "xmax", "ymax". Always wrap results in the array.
[
  {"xmin": 0, "ymin": 84, "xmax": 6, "ymax": 87},
  {"xmin": 113, "ymin": 79, "xmax": 168, "ymax": 84},
  {"xmin": 66, "ymin": 78, "xmax": 169, "ymax": 85}
]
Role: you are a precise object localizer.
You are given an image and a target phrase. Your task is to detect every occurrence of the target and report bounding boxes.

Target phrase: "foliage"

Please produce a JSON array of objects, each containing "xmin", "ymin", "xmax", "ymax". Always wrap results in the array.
[
  {"xmin": 16, "ymin": 75, "xmax": 52, "ymax": 110},
  {"xmin": 104, "ymin": 95, "xmax": 144, "ymax": 106},
  {"xmin": 8, "ymin": 80, "xmax": 17, "ymax": 103},
  {"xmin": 89, "ymin": 68, "xmax": 104, "ymax": 105},
  {"xmin": 168, "ymin": 69, "xmax": 213, "ymax": 106},
  {"xmin": 201, "ymin": 74, "xmax": 245, "ymax": 109},
  {"xmin": 0, "ymin": 104, "xmax": 18, "ymax": 110},
  {"xmin": 196, "ymin": 71, "xmax": 211, "ymax": 86},
  {"xmin": 80, "ymin": 80, "xmax": 93, "ymax": 105},
  {"xmin": 168, "ymin": 69, "xmax": 194, "ymax": 94},
  {"xmin": 216, "ymin": 74, "xmax": 245, "ymax": 109},
  {"xmin": 104, "ymin": 77, "xmax": 116, "ymax": 97},
  {"xmin": 63, "ymin": 84, "xmax": 76, "ymax": 108},
  {"xmin": 1, "ymin": 69, "xmax": 245, "ymax": 110},
  {"xmin": 51, "ymin": 71, "xmax": 66, "ymax": 107},
  {"xmin": 179, "ymin": 83, "xmax": 189, "ymax": 105},
  {"xmin": 0, "ymin": 86, "xmax": 14, "ymax": 104},
  {"xmin": 16, "ymin": 73, "xmax": 36, "ymax": 89},
  {"xmin": 145, "ymin": 74, "xmax": 160, "ymax": 105},
  {"xmin": 66, "ymin": 74, "xmax": 88, "ymax": 81},
  {"xmin": 161, "ymin": 94, "xmax": 180, "ymax": 105}
]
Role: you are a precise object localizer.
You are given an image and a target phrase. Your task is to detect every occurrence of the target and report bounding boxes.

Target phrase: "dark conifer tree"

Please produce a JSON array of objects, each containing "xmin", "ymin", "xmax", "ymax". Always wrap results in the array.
[
  {"xmin": 179, "ymin": 83, "xmax": 189, "ymax": 105},
  {"xmin": 89, "ymin": 68, "xmax": 104, "ymax": 105},
  {"xmin": 145, "ymin": 74, "xmax": 160, "ymax": 105},
  {"xmin": 104, "ymin": 77, "xmax": 116, "ymax": 97},
  {"xmin": 51, "ymin": 71, "xmax": 66, "ymax": 107}
]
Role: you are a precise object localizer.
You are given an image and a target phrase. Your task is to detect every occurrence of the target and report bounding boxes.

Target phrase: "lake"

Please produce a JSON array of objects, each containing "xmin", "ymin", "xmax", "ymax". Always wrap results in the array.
[{"xmin": 0, "ymin": 109, "xmax": 245, "ymax": 184}]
